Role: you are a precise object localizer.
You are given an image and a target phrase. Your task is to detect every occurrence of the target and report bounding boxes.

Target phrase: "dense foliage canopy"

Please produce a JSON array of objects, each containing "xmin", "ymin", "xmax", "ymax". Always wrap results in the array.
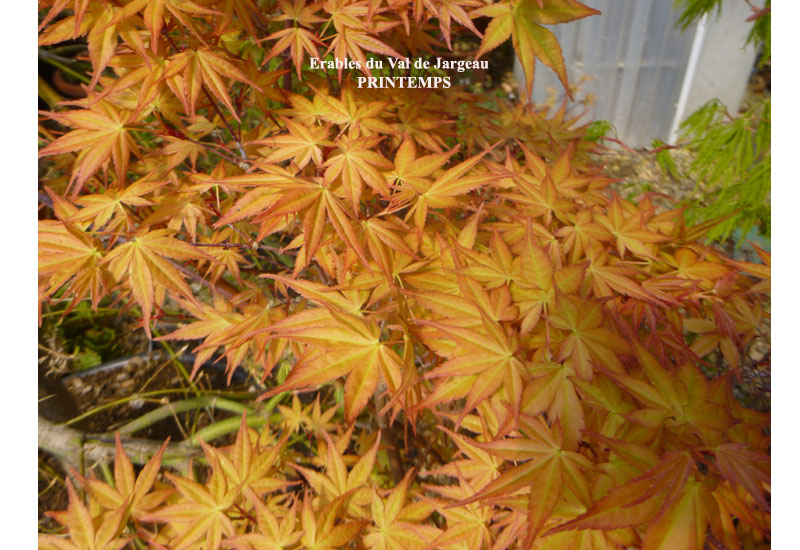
[{"xmin": 38, "ymin": 1, "xmax": 770, "ymax": 549}]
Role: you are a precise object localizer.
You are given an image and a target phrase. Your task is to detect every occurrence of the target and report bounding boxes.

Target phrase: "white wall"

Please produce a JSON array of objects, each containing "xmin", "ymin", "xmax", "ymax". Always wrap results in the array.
[{"xmin": 513, "ymin": 0, "xmax": 759, "ymax": 148}]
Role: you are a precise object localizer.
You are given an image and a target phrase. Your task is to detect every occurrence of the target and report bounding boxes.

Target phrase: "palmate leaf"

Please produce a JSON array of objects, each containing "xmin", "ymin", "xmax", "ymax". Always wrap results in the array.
[
  {"xmin": 362, "ymin": 215, "xmax": 420, "ymax": 280},
  {"xmin": 448, "ymin": 230, "xmax": 519, "ymax": 291},
  {"xmin": 263, "ymin": 24, "xmax": 324, "ymax": 78},
  {"xmin": 141, "ymin": 0, "xmax": 220, "ymax": 52},
  {"xmin": 595, "ymin": 194, "xmax": 669, "ymax": 260},
  {"xmin": 512, "ymin": 226, "xmax": 586, "ymax": 334},
  {"xmin": 38, "ymin": 220, "xmax": 109, "ymax": 310},
  {"xmin": 265, "ymin": 274, "xmax": 367, "ymax": 316},
  {"xmin": 464, "ymin": 415, "xmax": 594, "ymax": 511},
  {"xmin": 68, "ymin": 178, "xmax": 164, "ymax": 231},
  {"xmin": 104, "ymin": 229, "xmax": 211, "ymax": 337},
  {"xmin": 292, "ymin": 431, "xmax": 380, "ymax": 508},
  {"xmin": 223, "ymin": 494, "xmax": 303, "ymax": 550},
  {"xmin": 725, "ymin": 243, "xmax": 771, "ymax": 293},
  {"xmin": 214, "ymin": 174, "xmax": 370, "ymax": 273},
  {"xmin": 392, "ymin": 146, "xmax": 499, "ymax": 233},
  {"xmin": 313, "ymin": 84, "xmax": 394, "ymax": 137},
  {"xmin": 417, "ymin": 314, "xmax": 526, "ymax": 420},
  {"xmin": 712, "ymin": 443, "xmax": 770, "ymax": 512},
  {"xmin": 81, "ymin": 435, "xmax": 171, "ymax": 520},
  {"xmin": 263, "ymin": 0, "xmax": 327, "ymax": 77},
  {"xmin": 424, "ymin": 478, "xmax": 494, "ymax": 550},
  {"xmin": 323, "ymin": 134, "xmax": 393, "ymax": 213},
  {"xmin": 37, "ymin": 2, "xmax": 772, "ymax": 548},
  {"xmin": 163, "ymin": 295, "xmax": 287, "ymax": 380},
  {"xmin": 432, "ymin": 427, "xmax": 503, "ymax": 490},
  {"xmin": 38, "ymin": 0, "xmax": 92, "ymax": 36},
  {"xmin": 39, "ymin": 480, "xmax": 130, "ymax": 550},
  {"xmin": 218, "ymin": 0, "xmax": 266, "ymax": 39},
  {"xmin": 547, "ymin": 296, "xmax": 630, "ymax": 380},
  {"xmin": 422, "ymin": 0, "xmax": 483, "ymax": 50},
  {"xmin": 584, "ymin": 248, "xmax": 662, "ymax": 304},
  {"xmin": 206, "ymin": 413, "xmax": 293, "ymax": 497},
  {"xmin": 521, "ymin": 361, "xmax": 584, "ymax": 452},
  {"xmin": 278, "ymin": 394, "xmax": 339, "ymax": 436},
  {"xmin": 39, "ymin": 101, "xmax": 140, "ymax": 192},
  {"xmin": 364, "ymin": 471, "xmax": 440, "ymax": 550},
  {"xmin": 260, "ymin": 306, "xmax": 402, "ymax": 423},
  {"xmin": 546, "ymin": 451, "xmax": 714, "ymax": 550},
  {"xmin": 386, "ymin": 137, "xmax": 455, "ymax": 197},
  {"xmin": 601, "ymin": 345, "xmax": 737, "ymax": 441},
  {"xmin": 326, "ymin": 26, "xmax": 405, "ymax": 79},
  {"xmin": 142, "ymin": 457, "xmax": 237, "ymax": 550},
  {"xmin": 255, "ymin": 117, "xmax": 332, "ymax": 169},
  {"xmin": 299, "ymin": 493, "xmax": 369, "ymax": 550},
  {"xmin": 39, "ymin": 3, "xmax": 102, "ymax": 46},
  {"xmin": 84, "ymin": 1, "xmax": 149, "ymax": 89},
  {"xmin": 164, "ymin": 48, "xmax": 262, "ymax": 122},
  {"xmin": 473, "ymin": 0, "xmax": 600, "ymax": 97}
]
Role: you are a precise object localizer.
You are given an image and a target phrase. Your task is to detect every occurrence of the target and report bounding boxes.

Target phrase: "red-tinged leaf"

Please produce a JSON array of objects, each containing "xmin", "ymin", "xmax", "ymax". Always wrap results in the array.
[
  {"xmin": 725, "ymin": 252, "xmax": 771, "ymax": 293},
  {"xmin": 633, "ymin": 343, "xmax": 688, "ymax": 413},
  {"xmin": 588, "ymin": 432, "xmax": 659, "ymax": 473},
  {"xmin": 595, "ymin": 194, "xmax": 669, "ymax": 260},
  {"xmin": 39, "ymin": 103, "xmax": 137, "ymax": 191},
  {"xmin": 415, "ymin": 374, "xmax": 478, "ymax": 412},
  {"xmin": 284, "ymin": 347, "xmax": 378, "ymax": 390},
  {"xmin": 365, "ymin": 471, "xmax": 439, "ymax": 550},
  {"xmin": 426, "ymin": 149, "xmax": 498, "ymax": 201},
  {"xmin": 670, "ymin": 248, "xmax": 731, "ymax": 283},
  {"xmin": 264, "ymin": 25, "xmax": 324, "ymax": 78},
  {"xmin": 588, "ymin": 261, "xmax": 661, "ymax": 303},
  {"xmin": 165, "ymin": 48, "xmax": 261, "ymax": 122},
  {"xmin": 521, "ymin": 362, "xmax": 585, "ymax": 451},
  {"xmin": 713, "ymin": 443, "xmax": 770, "ymax": 511},
  {"xmin": 257, "ymin": 119, "xmax": 332, "ymax": 169},
  {"xmin": 548, "ymin": 296, "xmax": 630, "ymax": 379},
  {"xmin": 524, "ymin": 456, "xmax": 562, "ymax": 546},
  {"xmin": 104, "ymin": 229, "xmax": 210, "ymax": 338},
  {"xmin": 324, "ymin": 188, "xmax": 372, "ymax": 270},
  {"xmin": 363, "ymin": 216, "xmax": 419, "ymax": 276},
  {"xmin": 475, "ymin": 7, "xmax": 513, "ymax": 59},
  {"xmin": 224, "ymin": 495, "xmax": 302, "ymax": 550},
  {"xmin": 38, "ymin": 220, "xmax": 108, "ymax": 308},
  {"xmin": 642, "ymin": 480, "xmax": 709, "ymax": 550},
  {"xmin": 344, "ymin": 353, "xmax": 381, "ymax": 423},
  {"xmin": 547, "ymin": 451, "xmax": 693, "ymax": 534},
  {"xmin": 319, "ymin": 520, "xmax": 370, "ymax": 548},
  {"xmin": 323, "ymin": 134, "xmax": 393, "ymax": 212},
  {"xmin": 398, "ymin": 147, "xmax": 497, "ymax": 232},
  {"xmin": 526, "ymin": 0, "xmax": 601, "ymax": 25},
  {"xmin": 513, "ymin": 12, "xmax": 566, "ymax": 98},
  {"xmin": 454, "ymin": 455, "xmax": 544, "ymax": 506},
  {"xmin": 143, "ymin": 0, "xmax": 219, "ymax": 53},
  {"xmin": 326, "ymin": 27, "xmax": 404, "ymax": 79},
  {"xmin": 69, "ymin": 178, "xmax": 163, "ymax": 230},
  {"xmin": 263, "ymin": 274, "xmax": 365, "ymax": 316},
  {"xmin": 41, "ymin": 479, "xmax": 130, "ymax": 550}
]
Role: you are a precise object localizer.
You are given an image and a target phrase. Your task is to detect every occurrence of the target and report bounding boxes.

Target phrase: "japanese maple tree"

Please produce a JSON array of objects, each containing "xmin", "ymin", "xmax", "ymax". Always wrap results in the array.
[{"xmin": 38, "ymin": 1, "xmax": 770, "ymax": 549}]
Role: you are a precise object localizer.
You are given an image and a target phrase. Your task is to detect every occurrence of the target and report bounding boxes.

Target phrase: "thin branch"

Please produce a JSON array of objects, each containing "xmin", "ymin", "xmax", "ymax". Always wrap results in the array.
[
  {"xmin": 201, "ymin": 85, "xmax": 248, "ymax": 162},
  {"xmin": 166, "ymin": 258, "xmax": 237, "ymax": 299}
]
